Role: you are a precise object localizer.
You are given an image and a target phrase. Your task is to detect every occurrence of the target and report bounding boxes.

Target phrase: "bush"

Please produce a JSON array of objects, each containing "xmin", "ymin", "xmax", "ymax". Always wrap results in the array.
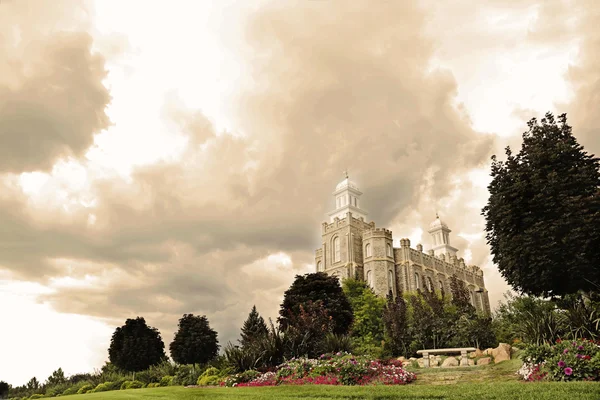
[
  {"xmin": 172, "ymin": 365, "xmax": 204, "ymax": 386},
  {"xmin": 76, "ymin": 384, "xmax": 94, "ymax": 394},
  {"xmin": 197, "ymin": 367, "xmax": 223, "ymax": 386},
  {"xmin": 146, "ymin": 382, "xmax": 160, "ymax": 388},
  {"xmin": 29, "ymin": 395, "xmax": 44, "ymax": 399},
  {"xmin": 90, "ymin": 382, "xmax": 113, "ymax": 393},
  {"xmin": 159, "ymin": 375, "xmax": 173, "ymax": 387},
  {"xmin": 519, "ymin": 338, "xmax": 600, "ymax": 381},
  {"xmin": 223, "ymin": 370, "xmax": 261, "ymax": 387},
  {"xmin": 61, "ymin": 386, "xmax": 79, "ymax": 395},
  {"xmin": 120, "ymin": 380, "xmax": 144, "ymax": 390}
]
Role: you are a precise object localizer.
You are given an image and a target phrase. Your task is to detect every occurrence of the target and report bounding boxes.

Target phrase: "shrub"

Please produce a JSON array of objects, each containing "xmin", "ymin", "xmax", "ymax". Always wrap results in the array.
[
  {"xmin": 159, "ymin": 375, "xmax": 173, "ymax": 387},
  {"xmin": 61, "ymin": 386, "xmax": 78, "ymax": 395},
  {"xmin": 120, "ymin": 380, "xmax": 144, "ymax": 390},
  {"xmin": 90, "ymin": 382, "xmax": 112, "ymax": 392},
  {"xmin": 520, "ymin": 338, "xmax": 600, "ymax": 381},
  {"xmin": 29, "ymin": 395, "xmax": 44, "ymax": 399},
  {"xmin": 320, "ymin": 333, "xmax": 353, "ymax": 355},
  {"xmin": 76, "ymin": 384, "xmax": 94, "ymax": 394},
  {"xmin": 197, "ymin": 367, "xmax": 223, "ymax": 386},
  {"xmin": 223, "ymin": 370, "xmax": 261, "ymax": 387},
  {"xmin": 172, "ymin": 365, "xmax": 204, "ymax": 386}
]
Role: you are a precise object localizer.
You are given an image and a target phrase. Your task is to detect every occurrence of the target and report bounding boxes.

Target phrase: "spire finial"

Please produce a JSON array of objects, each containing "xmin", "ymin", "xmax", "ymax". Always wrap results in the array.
[
  {"xmin": 436, "ymin": 211, "xmax": 439, "ymax": 219},
  {"xmin": 343, "ymin": 169, "xmax": 349, "ymax": 179}
]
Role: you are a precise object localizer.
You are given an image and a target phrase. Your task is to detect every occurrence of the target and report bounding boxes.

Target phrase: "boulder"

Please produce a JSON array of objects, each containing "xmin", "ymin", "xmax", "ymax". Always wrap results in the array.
[
  {"xmin": 483, "ymin": 348, "xmax": 493, "ymax": 355},
  {"xmin": 402, "ymin": 361, "xmax": 412, "ymax": 368},
  {"xmin": 491, "ymin": 343, "xmax": 512, "ymax": 363},
  {"xmin": 441, "ymin": 356, "xmax": 459, "ymax": 368},
  {"xmin": 474, "ymin": 348, "xmax": 485, "ymax": 357},
  {"xmin": 468, "ymin": 359, "xmax": 475, "ymax": 366},
  {"xmin": 398, "ymin": 356, "xmax": 406, "ymax": 361},
  {"xmin": 417, "ymin": 358, "xmax": 425, "ymax": 368},
  {"xmin": 477, "ymin": 357, "xmax": 491, "ymax": 365},
  {"xmin": 469, "ymin": 352, "xmax": 477, "ymax": 358}
]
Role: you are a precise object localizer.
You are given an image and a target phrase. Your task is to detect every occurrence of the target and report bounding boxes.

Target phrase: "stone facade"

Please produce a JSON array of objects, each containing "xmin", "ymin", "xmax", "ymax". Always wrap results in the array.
[{"xmin": 315, "ymin": 176, "xmax": 491, "ymax": 315}]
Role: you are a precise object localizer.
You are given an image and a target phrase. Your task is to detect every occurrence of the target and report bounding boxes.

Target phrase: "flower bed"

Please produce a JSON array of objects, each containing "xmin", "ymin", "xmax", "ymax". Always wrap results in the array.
[
  {"xmin": 223, "ymin": 353, "xmax": 416, "ymax": 387},
  {"xmin": 518, "ymin": 338, "xmax": 600, "ymax": 381}
]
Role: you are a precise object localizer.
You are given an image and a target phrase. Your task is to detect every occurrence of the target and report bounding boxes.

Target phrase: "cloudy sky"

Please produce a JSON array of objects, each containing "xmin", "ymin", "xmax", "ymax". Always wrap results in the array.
[{"xmin": 1, "ymin": 0, "xmax": 599, "ymax": 386}]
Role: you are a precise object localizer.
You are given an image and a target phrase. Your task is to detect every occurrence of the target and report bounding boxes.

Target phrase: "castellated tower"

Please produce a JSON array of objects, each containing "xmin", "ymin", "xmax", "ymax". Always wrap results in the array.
[
  {"xmin": 363, "ymin": 228, "xmax": 395, "ymax": 297},
  {"xmin": 314, "ymin": 174, "xmax": 491, "ymax": 315}
]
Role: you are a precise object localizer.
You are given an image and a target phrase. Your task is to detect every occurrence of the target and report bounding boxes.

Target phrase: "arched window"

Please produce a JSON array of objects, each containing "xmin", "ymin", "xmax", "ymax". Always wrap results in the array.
[
  {"xmin": 470, "ymin": 290, "xmax": 475, "ymax": 306},
  {"xmin": 333, "ymin": 236, "xmax": 340, "ymax": 263},
  {"xmin": 414, "ymin": 272, "xmax": 420, "ymax": 289},
  {"xmin": 438, "ymin": 280, "xmax": 444, "ymax": 291},
  {"xmin": 317, "ymin": 261, "xmax": 322, "ymax": 272},
  {"xmin": 388, "ymin": 270, "xmax": 394, "ymax": 291},
  {"xmin": 365, "ymin": 243, "xmax": 372, "ymax": 257},
  {"xmin": 387, "ymin": 243, "xmax": 392, "ymax": 257},
  {"xmin": 366, "ymin": 270, "xmax": 373, "ymax": 288},
  {"xmin": 426, "ymin": 277, "xmax": 433, "ymax": 291}
]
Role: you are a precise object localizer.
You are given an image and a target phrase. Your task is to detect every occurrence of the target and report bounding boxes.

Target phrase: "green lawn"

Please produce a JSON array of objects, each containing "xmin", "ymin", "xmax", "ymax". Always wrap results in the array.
[{"xmin": 59, "ymin": 382, "xmax": 600, "ymax": 400}]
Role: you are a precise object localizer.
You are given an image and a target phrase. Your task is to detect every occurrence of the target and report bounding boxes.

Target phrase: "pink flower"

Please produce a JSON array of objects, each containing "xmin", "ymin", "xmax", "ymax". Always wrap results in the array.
[
  {"xmin": 558, "ymin": 360, "xmax": 566, "ymax": 368},
  {"xmin": 564, "ymin": 367, "xmax": 573, "ymax": 376},
  {"xmin": 563, "ymin": 348, "xmax": 569, "ymax": 354}
]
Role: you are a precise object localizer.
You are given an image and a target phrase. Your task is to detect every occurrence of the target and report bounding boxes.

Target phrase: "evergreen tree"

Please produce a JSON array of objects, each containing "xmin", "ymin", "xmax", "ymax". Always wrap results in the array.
[
  {"xmin": 108, "ymin": 317, "xmax": 167, "ymax": 373},
  {"xmin": 342, "ymin": 279, "xmax": 385, "ymax": 344},
  {"xmin": 239, "ymin": 305, "xmax": 268, "ymax": 348},
  {"xmin": 482, "ymin": 112, "xmax": 600, "ymax": 297},
  {"xmin": 170, "ymin": 314, "xmax": 219, "ymax": 366},
  {"xmin": 279, "ymin": 272, "xmax": 353, "ymax": 335}
]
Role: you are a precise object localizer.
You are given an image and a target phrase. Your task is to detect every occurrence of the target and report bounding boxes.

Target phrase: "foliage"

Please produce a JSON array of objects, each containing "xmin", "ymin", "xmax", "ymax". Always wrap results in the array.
[
  {"xmin": 279, "ymin": 272, "xmax": 353, "ymax": 335},
  {"xmin": 222, "ymin": 370, "xmax": 261, "ymax": 387},
  {"xmin": 120, "ymin": 380, "xmax": 145, "ymax": 390},
  {"xmin": 383, "ymin": 291, "xmax": 408, "ymax": 356},
  {"xmin": 482, "ymin": 112, "xmax": 600, "ymax": 297},
  {"xmin": 226, "ymin": 319, "xmax": 286, "ymax": 372},
  {"xmin": 493, "ymin": 292, "xmax": 564, "ymax": 345},
  {"xmin": 520, "ymin": 338, "xmax": 600, "ymax": 381},
  {"xmin": 556, "ymin": 293, "xmax": 600, "ymax": 341},
  {"xmin": 172, "ymin": 364, "xmax": 204, "ymax": 386},
  {"xmin": 0, "ymin": 381, "xmax": 7, "ymax": 399},
  {"xmin": 320, "ymin": 333, "xmax": 353, "ymax": 355},
  {"xmin": 342, "ymin": 279, "xmax": 385, "ymax": 346},
  {"xmin": 240, "ymin": 306, "xmax": 269, "ymax": 348},
  {"xmin": 159, "ymin": 375, "xmax": 174, "ymax": 387},
  {"xmin": 44, "ymin": 368, "xmax": 66, "ymax": 387},
  {"xmin": 282, "ymin": 301, "xmax": 334, "ymax": 359},
  {"xmin": 197, "ymin": 367, "xmax": 228, "ymax": 386},
  {"xmin": 77, "ymin": 383, "xmax": 94, "ymax": 394},
  {"xmin": 170, "ymin": 314, "xmax": 220, "ymax": 367},
  {"xmin": 449, "ymin": 275, "xmax": 474, "ymax": 314},
  {"xmin": 108, "ymin": 317, "xmax": 167, "ymax": 373},
  {"xmin": 235, "ymin": 353, "xmax": 416, "ymax": 387}
]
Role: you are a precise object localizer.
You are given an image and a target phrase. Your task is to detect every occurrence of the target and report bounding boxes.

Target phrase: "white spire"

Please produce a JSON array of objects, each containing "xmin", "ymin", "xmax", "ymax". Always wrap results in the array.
[
  {"xmin": 428, "ymin": 213, "xmax": 457, "ymax": 257},
  {"xmin": 327, "ymin": 172, "xmax": 368, "ymax": 222}
]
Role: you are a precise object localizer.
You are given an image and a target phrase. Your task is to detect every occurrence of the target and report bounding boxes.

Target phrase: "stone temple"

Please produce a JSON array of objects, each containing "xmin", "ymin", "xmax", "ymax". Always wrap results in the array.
[{"xmin": 314, "ymin": 175, "xmax": 491, "ymax": 314}]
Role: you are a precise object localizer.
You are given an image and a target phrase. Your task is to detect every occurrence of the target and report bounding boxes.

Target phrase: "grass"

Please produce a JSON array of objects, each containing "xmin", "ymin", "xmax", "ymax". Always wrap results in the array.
[
  {"xmin": 58, "ymin": 383, "xmax": 600, "ymax": 400},
  {"xmin": 59, "ymin": 357, "xmax": 600, "ymax": 400}
]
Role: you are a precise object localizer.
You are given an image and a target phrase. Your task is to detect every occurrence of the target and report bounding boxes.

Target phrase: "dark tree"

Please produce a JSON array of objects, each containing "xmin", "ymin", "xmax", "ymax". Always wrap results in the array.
[
  {"xmin": 108, "ymin": 317, "xmax": 167, "ymax": 373},
  {"xmin": 26, "ymin": 377, "xmax": 39, "ymax": 391},
  {"xmin": 383, "ymin": 292, "xmax": 409, "ymax": 356},
  {"xmin": 282, "ymin": 300, "xmax": 334, "ymax": 358},
  {"xmin": 0, "ymin": 381, "xmax": 8, "ymax": 399},
  {"xmin": 482, "ymin": 113, "xmax": 600, "ymax": 297},
  {"xmin": 239, "ymin": 305, "xmax": 268, "ymax": 348},
  {"xmin": 278, "ymin": 272, "xmax": 353, "ymax": 335},
  {"xmin": 170, "ymin": 314, "xmax": 219, "ymax": 366},
  {"xmin": 449, "ymin": 274, "xmax": 474, "ymax": 313}
]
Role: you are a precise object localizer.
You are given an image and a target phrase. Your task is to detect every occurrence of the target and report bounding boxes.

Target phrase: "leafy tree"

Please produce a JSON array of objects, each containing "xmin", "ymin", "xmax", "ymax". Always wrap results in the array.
[
  {"xmin": 239, "ymin": 305, "xmax": 268, "ymax": 348},
  {"xmin": 170, "ymin": 314, "xmax": 219, "ymax": 366},
  {"xmin": 108, "ymin": 317, "xmax": 167, "ymax": 373},
  {"xmin": 278, "ymin": 272, "xmax": 353, "ymax": 335},
  {"xmin": 342, "ymin": 279, "xmax": 385, "ymax": 344},
  {"xmin": 449, "ymin": 274, "xmax": 474, "ymax": 314},
  {"xmin": 482, "ymin": 112, "xmax": 600, "ymax": 297},
  {"xmin": 0, "ymin": 381, "xmax": 8, "ymax": 399},
  {"xmin": 383, "ymin": 292, "xmax": 409, "ymax": 356},
  {"xmin": 282, "ymin": 300, "xmax": 333, "ymax": 358}
]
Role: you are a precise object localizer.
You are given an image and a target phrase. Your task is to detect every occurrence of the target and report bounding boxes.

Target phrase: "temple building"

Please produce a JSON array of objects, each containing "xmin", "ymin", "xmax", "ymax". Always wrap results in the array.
[{"xmin": 315, "ymin": 175, "xmax": 491, "ymax": 314}]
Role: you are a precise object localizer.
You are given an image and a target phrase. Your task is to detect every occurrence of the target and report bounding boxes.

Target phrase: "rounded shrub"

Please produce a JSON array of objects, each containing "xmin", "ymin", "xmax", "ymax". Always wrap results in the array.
[
  {"xmin": 77, "ymin": 384, "xmax": 94, "ymax": 394},
  {"xmin": 29, "ymin": 395, "xmax": 44, "ymax": 399},
  {"xmin": 159, "ymin": 375, "xmax": 173, "ymax": 387}
]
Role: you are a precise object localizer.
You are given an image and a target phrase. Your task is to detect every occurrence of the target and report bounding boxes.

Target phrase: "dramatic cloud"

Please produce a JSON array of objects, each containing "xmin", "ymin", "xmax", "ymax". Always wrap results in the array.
[
  {"xmin": 0, "ymin": 0, "xmax": 111, "ymax": 173},
  {"xmin": 25, "ymin": 0, "xmax": 498, "ymax": 350}
]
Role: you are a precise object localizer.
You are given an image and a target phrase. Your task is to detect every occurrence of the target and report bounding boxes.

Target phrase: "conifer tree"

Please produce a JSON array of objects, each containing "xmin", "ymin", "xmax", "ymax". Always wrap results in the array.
[
  {"xmin": 239, "ymin": 305, "xmax": 268, "ymax": 348},
  {"xmin": 449, "ymin": 274, "xmax": 474, "ymax": 314}
]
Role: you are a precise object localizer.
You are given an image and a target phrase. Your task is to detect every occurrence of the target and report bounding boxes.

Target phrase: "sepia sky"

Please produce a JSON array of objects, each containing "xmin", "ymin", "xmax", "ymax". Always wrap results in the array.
[{"xmin": 1, "ymin": 0, "xmax": 599, "ymax": 386}]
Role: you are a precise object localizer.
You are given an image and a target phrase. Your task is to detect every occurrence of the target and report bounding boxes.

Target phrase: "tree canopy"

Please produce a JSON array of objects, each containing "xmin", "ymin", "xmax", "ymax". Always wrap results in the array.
[
  {"xmin": 169, "ymin": 314, "xmax": 220, "ymax": 366},
  {"xmin": 278, "ymin": 272, "xmax": 353, "ymax": 335},
  {"xmin": 239, "ymin": 305, "xmax": 268, "ymax": 348},
  {"xmin": 108, "ymin": 317, "xmax": 167, "ymax": 373},
  {"xmin": 482, "ymin": 112, "xmax": 600, "ymax": 297},
  {"xmin": 0, "ymin": 381, "xmax": 9, "ymax": 399},
  {"xmin": 342, "ymin": 278, "xmax": 385, "ymax": 343}
]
